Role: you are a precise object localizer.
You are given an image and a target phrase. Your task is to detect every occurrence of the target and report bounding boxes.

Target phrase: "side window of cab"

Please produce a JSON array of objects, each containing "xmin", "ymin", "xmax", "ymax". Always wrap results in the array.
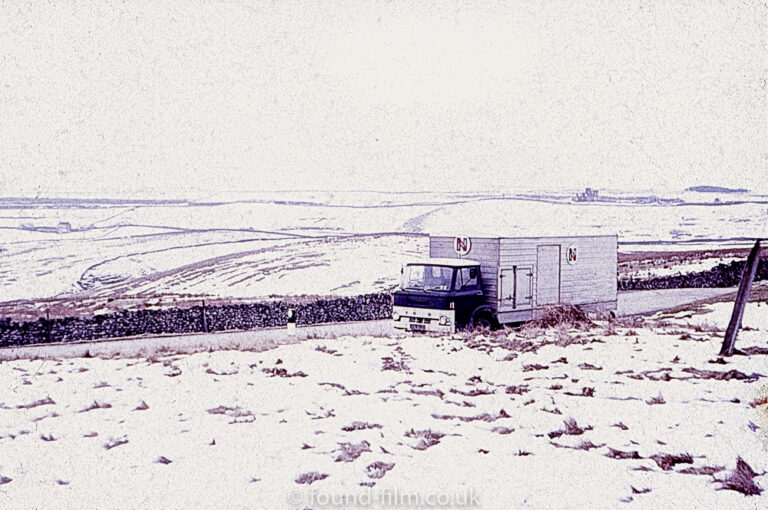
[{"xmin": 457, "ymin": 267, "xmax": 479, "ymax": 290}]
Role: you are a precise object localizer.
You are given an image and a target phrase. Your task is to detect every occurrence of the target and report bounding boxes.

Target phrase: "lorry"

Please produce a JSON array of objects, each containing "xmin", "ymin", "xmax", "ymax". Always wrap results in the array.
[{"xmin": 392, "ymin": 235, "xmax": 618, "ymax": 334}]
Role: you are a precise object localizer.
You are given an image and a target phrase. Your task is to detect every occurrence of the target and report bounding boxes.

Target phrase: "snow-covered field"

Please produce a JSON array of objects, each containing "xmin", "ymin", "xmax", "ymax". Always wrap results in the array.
[
  {"xmin": 1, "ymin": 301, "xmax": 766, "ymax": 509},
  {"xmin": 2, "ymin": 190, "xmax": 766, "ymax": 305}
]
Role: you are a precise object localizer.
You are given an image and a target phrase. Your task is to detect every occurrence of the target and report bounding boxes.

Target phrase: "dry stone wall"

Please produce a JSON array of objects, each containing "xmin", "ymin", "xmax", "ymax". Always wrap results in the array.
[
  {"xmin": 618, "ymin": 259, "xmax": 767, "ymax": 291},
  {"xmin": 0, "ymin": 294, "xmax": 392, "ymax": 347}
]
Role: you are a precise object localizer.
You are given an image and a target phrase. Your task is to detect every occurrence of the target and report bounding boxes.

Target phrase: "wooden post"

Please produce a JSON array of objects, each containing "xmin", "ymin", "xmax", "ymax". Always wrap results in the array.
[
  {"xmin": 720, "ymin": 240, "xmax": 761, "ymax": 356},
  {"xmin": 201, "ymin": 300, "xmax": 208, "ymax": 333},
  {"xmin": 45, "ymin": 309, "xmax": 52, "ymax": 344}
]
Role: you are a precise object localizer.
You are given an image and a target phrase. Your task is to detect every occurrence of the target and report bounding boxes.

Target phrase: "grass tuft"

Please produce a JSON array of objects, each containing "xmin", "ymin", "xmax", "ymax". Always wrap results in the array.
[
  {"xmin": 717, "ymin": 457, "xmax": 763, "ymax": 496},
  {"xmin": 295, "ymin": 472, "xmax": 328, "ymax": 485},
  {"xmin": 335, "ymin": 440, "xmax": 371, "ymax": 462},
  {"xmin": 650, "ymin": 453, "xmax": 693, "ymax": 471}
]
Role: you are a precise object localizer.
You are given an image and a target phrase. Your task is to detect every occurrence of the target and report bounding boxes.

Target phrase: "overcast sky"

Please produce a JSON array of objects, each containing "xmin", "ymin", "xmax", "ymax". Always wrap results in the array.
[{"xmin": 1, "ymin": 0, "xmax": 765, "ymax": 197}]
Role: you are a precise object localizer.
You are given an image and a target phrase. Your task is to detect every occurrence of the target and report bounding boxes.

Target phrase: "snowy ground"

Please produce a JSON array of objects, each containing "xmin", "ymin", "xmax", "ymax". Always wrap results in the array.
[{"xmin": 1, "ymin": 302, "xmax": 766, "ymax": 509}]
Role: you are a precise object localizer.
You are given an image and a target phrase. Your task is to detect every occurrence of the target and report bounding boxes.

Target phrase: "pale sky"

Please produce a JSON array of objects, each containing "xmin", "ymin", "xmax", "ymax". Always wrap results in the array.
[{"xmin": 1, "ymin": 0, "xmax": 766, "ymax": 197}]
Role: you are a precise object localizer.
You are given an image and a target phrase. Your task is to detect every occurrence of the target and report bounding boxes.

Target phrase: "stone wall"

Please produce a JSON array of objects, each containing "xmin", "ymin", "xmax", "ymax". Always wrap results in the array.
[
  {"xmin": 0, "ymin": 293, "xmax": 392, "ymax": 347},
  {"xmin": 618, "ymin": 259, "xmax": 768, "ymax": 291}
]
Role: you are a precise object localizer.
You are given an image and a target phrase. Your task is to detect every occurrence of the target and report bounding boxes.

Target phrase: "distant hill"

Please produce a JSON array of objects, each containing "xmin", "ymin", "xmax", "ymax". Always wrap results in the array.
[{"xmin": 685, "ymin": 186, "xmax": 748, "ymax": 193}]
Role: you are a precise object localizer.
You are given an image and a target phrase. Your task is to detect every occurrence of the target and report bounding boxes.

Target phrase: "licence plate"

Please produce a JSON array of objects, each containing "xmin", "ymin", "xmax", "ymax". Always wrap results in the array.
[{"xmin": 410, "ymin": 323, "xmax": 426, "ymax": 332}]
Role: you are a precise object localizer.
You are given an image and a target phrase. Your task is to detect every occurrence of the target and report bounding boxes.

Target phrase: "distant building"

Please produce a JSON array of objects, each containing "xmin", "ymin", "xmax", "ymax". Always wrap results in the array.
[{"xmin": 575, "ymin": 188, "xmax": 599, "ymax": 202}]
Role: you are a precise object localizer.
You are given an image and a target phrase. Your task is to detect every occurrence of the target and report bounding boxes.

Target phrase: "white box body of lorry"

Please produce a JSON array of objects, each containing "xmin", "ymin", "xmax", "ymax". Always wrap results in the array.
[{"xmin": 428, "ymin": 235, "xmax": 617, "ymax": 324}]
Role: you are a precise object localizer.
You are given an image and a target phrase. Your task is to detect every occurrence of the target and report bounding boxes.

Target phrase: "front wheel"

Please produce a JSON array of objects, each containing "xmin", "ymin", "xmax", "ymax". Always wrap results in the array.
[{"xmin": 471, "ymin": 313, "xmax": 494, "ymax": 331}]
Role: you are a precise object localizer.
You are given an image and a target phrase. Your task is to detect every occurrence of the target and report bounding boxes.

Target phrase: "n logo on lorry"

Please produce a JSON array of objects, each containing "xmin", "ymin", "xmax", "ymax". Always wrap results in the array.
[{"xmin": 454, "ymin": 236, "xmax": 472, "ymax": 256}]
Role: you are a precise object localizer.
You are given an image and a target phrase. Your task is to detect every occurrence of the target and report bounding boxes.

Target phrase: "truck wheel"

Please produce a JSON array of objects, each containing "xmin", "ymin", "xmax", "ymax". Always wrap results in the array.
[{"xmin": 472, "ymin": 314, "xmax": 494, "ymax": 331}]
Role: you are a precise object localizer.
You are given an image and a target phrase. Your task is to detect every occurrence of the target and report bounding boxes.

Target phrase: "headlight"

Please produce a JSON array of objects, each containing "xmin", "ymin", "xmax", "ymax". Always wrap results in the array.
[
  {"xmin": 392, "ymin": 311, "xmax": 400, "ymax": 321},
  {"xmin": 439, "ymin": 315, "xmax": 448, "ymax": 325}
]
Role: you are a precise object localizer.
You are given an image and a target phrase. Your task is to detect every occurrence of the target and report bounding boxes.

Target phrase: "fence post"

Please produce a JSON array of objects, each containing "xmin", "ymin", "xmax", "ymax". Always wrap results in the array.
[
  {"xmin": 45, "ymin": 309, "xmax": 52, "ymax": 344},
  {"xmin": 202, "ymin": 300, "xmax": 208, "ymax": 333},
  {"xmin": 720, "ymin": 240, "xmax": 761, "ymax": 356}
]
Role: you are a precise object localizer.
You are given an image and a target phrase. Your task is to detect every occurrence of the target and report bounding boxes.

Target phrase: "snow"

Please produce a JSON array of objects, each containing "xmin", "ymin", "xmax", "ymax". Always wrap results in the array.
[{"xmin": 1, "ymin": 302, "xmax": 766, "ymax": 508}]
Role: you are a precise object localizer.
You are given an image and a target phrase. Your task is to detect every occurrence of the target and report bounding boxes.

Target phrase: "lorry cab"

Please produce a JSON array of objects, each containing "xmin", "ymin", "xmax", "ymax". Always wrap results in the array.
[{"xmin": 392, "ymin": 258, "xmax": 487, "ymax": 334}]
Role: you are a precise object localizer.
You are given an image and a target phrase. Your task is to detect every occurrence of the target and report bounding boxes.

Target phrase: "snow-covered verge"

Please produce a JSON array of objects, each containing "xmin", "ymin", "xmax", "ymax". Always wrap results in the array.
[{"xmin": 0, "ymin": 303, "xmax": 766, "ymax": 509}]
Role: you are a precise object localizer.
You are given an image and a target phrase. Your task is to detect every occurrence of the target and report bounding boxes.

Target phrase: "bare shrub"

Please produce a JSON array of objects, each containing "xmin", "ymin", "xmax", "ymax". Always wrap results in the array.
[
  {"xmin": 295, "ymin": 472, "xmax": 328, "ymax": 485},
  {"xmin": 522, "ymin": 363, "xmax": 548, "ymax": 372},
  {"xmin": 207, "ymin": 405, "xmax": 255, "ymax": 423},
  {"xmin": 491, "ymin": 426, "xmax": 515, "ymax": 435},
  {"xmin": 155, "ymin": 456, "xmax": 172, "ymax": 465},
  {"xmin": 679, "ymin": 465, "xmax": 724, "ymax": 475},
  {"xmin": 432, "ymin": 409, "xmax": 510, "ymax": 423},
  {"xmin": 405, "ymin": 429, "xmax": 445, "ymax": 450},
  {"xmin": 516, "ymin": 450, "xmax": 532, "ymax": 456},
  {"xmin": 366, "ymin": 461, "xmax": 395, "ymax": 479},
  {"xmin": 262, "ymin": 367, "xmax": 307, "ymax": 378},
  {"xmin": 134, "ymin": 401, "xmax": 149, "ymax": 411},
  {"xmin": 564, "ymin": 387, "xmax": 595, "ymax": 397},
  {"xmin": 650, "ymin": 453, "xmax": 693, "ymax": 471},
  {"xmin": 612, "ymin": 422, "xmax": 629, "ymax": 431},
  {"xmin": 16, "ymin": 396, "xmax": 55, "ymax": 409},
  {"xmin": 717, "ymin": 458, "xmax": 763, "ymax": 496},
  {"xmin": 743, "ymin": 346, "xmax": 768, "ymax": 356},
  {"xmin": 576, "ymin": 440, "xmax": 603, "ymax": 451},
  {"xmin": 605, "ymin": 448, "xmax": 641, "ymax": 460},
  {"xmin": 410, "ymin": 388, "xmax": 444, "ymax": 398},
  {"xmin": 335, "ymin": 441, "xmax": 371, "ymax": 462},
  {"xmin": 505, "ymin": 385, "xmax": 530, "ymax": 395},
  {"xmin": 80, "ymin": 401, "xmax": 112, "ymax": 413},
  {"xmin": 631, "ymin": 487, "xmax": 651, "ymax": 495},
  {"xmin": 549, "ymin": 418, "xmax": 591, "ymax": 438},
  {"xmin": 206, "ymin": 368, "xmax": 238, "ymax": 376},
  {"xmin": 682, "ymin": 368, "xmax": 759, "ymax": 382},
  {"xmin": 40, "ymin": 433, "xmax": 56, "ymax": 442},
  {"xmin": 0, "ymin": 476, "xmax": 11, "ymax": 485},
  {"xmin": 450, "ymin": 387, "xmax": 494, "ymax": 397},
  {"xmin": 381, "ymin": 357, "xmax": 409, "ymax": 372},
  {"xmin": 528, "ymin": 304, "xmax": 594, "ymax": 329},
  {"xmin": 104, "ymin": 436, "xmax": 129, "ymax": 450},
  {"xmin": 646, "ymin": 393, "xmax": 666, "ymax": 405},
  {"xmin": 578, "ymin": 363, "xmax": 602, "ymax": 371},
  {"xmin": 342, "ymin": 422, "xmax": 382, "ymax": 432}
]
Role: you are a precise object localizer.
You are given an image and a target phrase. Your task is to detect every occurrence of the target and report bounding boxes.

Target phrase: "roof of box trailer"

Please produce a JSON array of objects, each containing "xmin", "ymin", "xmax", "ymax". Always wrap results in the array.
[
  {"xmin": 405, "ymin": 258, "xmax": 481, "ymax": 267},
  {"xmin": 429, "ymin": 234, "xmax": 617, "ymax": 240}
]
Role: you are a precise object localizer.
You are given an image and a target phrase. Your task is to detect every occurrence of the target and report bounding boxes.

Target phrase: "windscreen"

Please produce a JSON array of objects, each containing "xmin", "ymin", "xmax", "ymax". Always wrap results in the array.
[{"xmin": 401, "ymin": 265, "xmax": 455, "ymax": 291}]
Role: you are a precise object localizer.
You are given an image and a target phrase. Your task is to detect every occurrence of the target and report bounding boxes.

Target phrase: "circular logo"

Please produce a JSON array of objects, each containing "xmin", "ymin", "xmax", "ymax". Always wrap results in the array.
[
  {"xmin": 566, "ymin": 245, "xmax": 578, "ymax": 265},
  {"xmin": 454, "ymin": 236, "xmax": 472, "ymax": 256}
]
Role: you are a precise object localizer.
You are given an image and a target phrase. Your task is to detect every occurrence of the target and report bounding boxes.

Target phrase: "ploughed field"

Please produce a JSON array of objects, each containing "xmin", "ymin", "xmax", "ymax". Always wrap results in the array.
[{"xmin": 1, "ymin": 302, "xmax": 766, "ymax": 508}]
